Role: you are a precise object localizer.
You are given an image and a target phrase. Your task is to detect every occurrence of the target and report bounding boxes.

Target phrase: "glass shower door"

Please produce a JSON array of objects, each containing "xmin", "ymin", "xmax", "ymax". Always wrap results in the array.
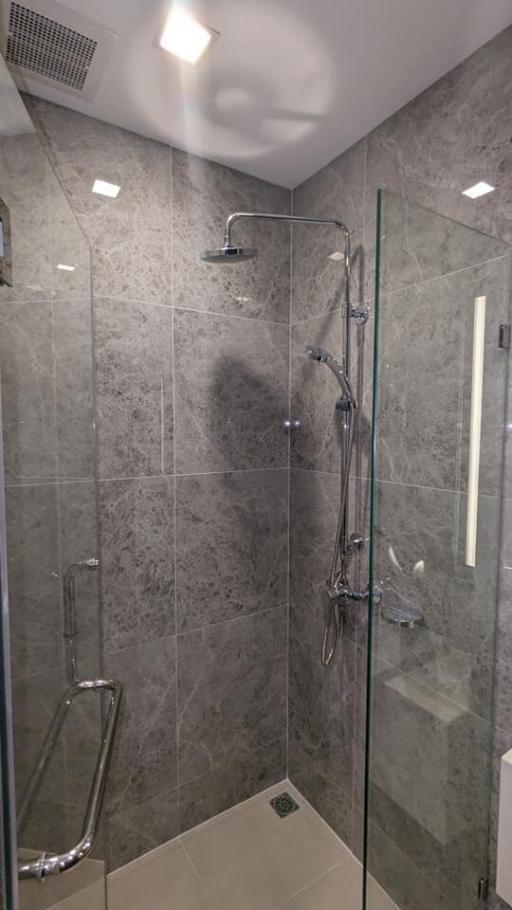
[
  {"xmin": 365, "ymin": 190, "xmax": 512, "ymax": 910},
  {"xmin": 0, "ymin": 57, "xmax": 110, "ymax": 910}
]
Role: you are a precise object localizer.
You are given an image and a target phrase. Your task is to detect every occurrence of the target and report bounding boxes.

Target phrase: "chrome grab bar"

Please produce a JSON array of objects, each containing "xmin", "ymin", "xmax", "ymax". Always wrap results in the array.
[{"xmin": 17, "ymin": 678, "xmax": 122, "ymax": 881}]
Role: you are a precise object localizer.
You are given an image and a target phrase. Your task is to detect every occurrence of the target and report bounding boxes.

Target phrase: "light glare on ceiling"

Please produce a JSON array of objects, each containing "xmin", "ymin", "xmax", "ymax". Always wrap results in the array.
[
  {"xmin": 462, "ymin": 181, "xmax": 495, "ymax": 199},
  {"xmin": 92, "ymin": 179, "xmax": 121, "ymax": 198},
  {"xmin": 56, "ymin": 263, "xmax": 75, "ymax": 271},
  {"xmin": 158, "ymin": 9, "xmax": 218, "ymax": 64}
]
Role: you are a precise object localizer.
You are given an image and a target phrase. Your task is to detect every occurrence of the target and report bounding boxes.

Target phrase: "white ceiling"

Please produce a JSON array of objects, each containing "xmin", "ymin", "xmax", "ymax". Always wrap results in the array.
[{"xmin": 7, "ymin": 0, "xmax": 512, "ymax": 188}]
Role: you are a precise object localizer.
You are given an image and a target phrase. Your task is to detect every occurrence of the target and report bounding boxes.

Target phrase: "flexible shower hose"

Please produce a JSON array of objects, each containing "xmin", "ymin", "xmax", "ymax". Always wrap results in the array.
[{"xmin": 322, "ymin": 403, "xmax": 355, "ymax": 666}]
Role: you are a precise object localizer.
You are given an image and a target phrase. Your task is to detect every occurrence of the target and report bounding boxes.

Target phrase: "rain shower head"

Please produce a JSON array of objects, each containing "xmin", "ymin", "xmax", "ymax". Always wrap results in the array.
[
  {"xmin": 306, "ymin": 345, "xmax": 355, "ymax": 405},
  {"xmin": 200, "ymin": 244, "xmax": 257, "ymax": 263}
]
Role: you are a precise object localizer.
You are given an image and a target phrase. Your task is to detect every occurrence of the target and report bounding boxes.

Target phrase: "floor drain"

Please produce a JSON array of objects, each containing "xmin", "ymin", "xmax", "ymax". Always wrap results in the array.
[{"xmin": 270, "ymin": 792, "xmax": 300, "ymax": 818}]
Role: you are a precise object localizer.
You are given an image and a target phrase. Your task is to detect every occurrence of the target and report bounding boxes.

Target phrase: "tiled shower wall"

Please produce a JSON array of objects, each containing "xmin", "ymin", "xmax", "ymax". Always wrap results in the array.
[
  {"xmin": 28, "ymin": 96, "xmax": 291, "ymax": 870},
  {"xmin": 287, "ymin": 21, "xmax": 512, "ymax": 910}
]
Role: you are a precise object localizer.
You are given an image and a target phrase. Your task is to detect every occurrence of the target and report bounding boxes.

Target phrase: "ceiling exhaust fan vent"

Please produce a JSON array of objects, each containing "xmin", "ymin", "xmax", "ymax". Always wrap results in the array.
[
  {"xmin": 7, "ymin": 2, "xmax": 97, "ymax": 91},
  {"xmin": 4, "ymin": 0, "xmax": 117, "ymax": 100}
]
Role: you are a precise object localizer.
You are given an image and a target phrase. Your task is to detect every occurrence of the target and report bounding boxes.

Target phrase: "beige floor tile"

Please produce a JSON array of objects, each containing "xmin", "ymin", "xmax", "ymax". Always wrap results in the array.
[
  {"xmin": 281, "ymin": 857, "xmax": 398, "ymax": 910},
  {"xmin": 48, "ymin": 879, "xmax": 106, "ymax": 910},
  {"xmin": 281, "ymin": 863, "xmax": 356, "ymax": 910},
  {"xmin": 183, "ymin": 787, "xmax": 348, "ymax": 910},
  {"xmin": 107, "ymin": 840, "xmax": 211, "ymax": 910}
]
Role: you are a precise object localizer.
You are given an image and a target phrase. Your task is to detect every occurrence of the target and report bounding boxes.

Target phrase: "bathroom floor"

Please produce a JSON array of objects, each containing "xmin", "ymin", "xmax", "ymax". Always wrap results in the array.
[{"xmin": 107, "ymin": 782, "xmax": 397, "ymax": 910}]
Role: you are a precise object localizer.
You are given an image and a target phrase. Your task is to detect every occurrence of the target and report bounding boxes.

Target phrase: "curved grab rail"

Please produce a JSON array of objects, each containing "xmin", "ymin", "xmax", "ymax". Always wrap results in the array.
[{"xmin": 17, "ymin": 678, "xmax": 122, "ymax": 881}]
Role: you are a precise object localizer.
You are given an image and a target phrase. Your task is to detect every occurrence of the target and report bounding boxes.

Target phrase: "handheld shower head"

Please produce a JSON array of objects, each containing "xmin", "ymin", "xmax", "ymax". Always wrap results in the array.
[{"xmin": 306, "ymin": 345, "xmax": 355, "ymax": 405}]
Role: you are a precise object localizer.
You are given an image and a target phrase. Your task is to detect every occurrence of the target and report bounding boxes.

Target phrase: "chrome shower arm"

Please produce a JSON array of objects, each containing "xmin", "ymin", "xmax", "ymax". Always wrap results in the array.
[{"xmin": 223, "ymin": 211, "xmax": 351, "ymax": 268}]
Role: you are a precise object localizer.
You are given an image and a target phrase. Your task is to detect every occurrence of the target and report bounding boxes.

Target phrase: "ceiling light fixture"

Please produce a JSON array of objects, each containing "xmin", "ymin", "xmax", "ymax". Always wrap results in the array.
[
  {"xmin": 158, "ymin": 8, "xmax": 219, "ymax": 64},
  {"xmin": 328, "ymin": 251, "xmax": 344, "ymax": 261},
  {"xmin": 56, "ymin": 263, "xmax": 75, "ymax": 271},
  {"xmin": 462, "ymin": 181, "xmax": 495, "ymax": 199},
  {"xmin": 92, "ymin": 179, "xmax": 121, "ymax": 198}
]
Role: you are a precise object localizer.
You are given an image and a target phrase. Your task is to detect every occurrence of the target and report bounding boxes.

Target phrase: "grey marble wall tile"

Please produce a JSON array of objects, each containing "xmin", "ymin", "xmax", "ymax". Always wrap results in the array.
[
  {"xmin": 176, "ymin": 469, "xmax": 287, "ymax": 632},
  {"xmin": 179, "ymin": 739, "xmax": 286, "ymax": 833},
  {"xmin": 352, "ymin": 644, "xmax": 367, "ymax": 811},
  {"xmin": 50, "ymin": 189, "xmax": 91, "ymax": 303},
  {"xmin": 292, "ymin": 139, "xmax": 366, "ymax": 322},
  {"xmin": 104, "ymin": 637, "xmax": 177, "ymax": 818},
  {"xmin": 494, "ymin": 568, "xmax": 512, "ymax": 737},
  {"xmin": 178, "ymin": 607, "xmax": 287, "ymax": 785},
  {"xmin": 53, "ymin": 298, "xmax": 95, "ymax": 480},
  {"xmin": 172, "ymin": 149, "xmax": 290, "ymax": 322},
  {"xmin": 58, "ymin": 481, "xmax": 100, "ymax": 679},
  {"xmin": 288, "ymin": 719, "xmax": 354, "ymax": 847},
  {"xmin": 95, "ymin": 298, "xmax": 173, "ymax": 479},
  {"xmin": 364, "ymin": 26, "xmax": 512, "ymax": 296},
  {"xmin": 174, "ymin": 309, "xmax": 289, "ymax": 473},
  {"xmin": 0, "ymin": 301, "xmax": 57, "ymax": 484},
  {"xmin": 12, "ymin": 669, "xmax": 64, "ymax": 804},
  {"xmin": 376, "ymin": 280, "xmax": 460, "ymax": 490},
  {"xmin": 29, "ymin": 98, "xmax": 171, "ymax": 305},
  {"xmin": 100, "ymin": 476, "xmax": 175, "ymax": 653},
  {"xmin": 0, "ymin": 130, "xmax": 54, "ymax": 303},
  {"xmin": 6, "ymin": 483, "xmax": 62, "ymax": 679},
  {"xmin": 369, "ymin": 190, "xmax": 507, "ymax": 299},
  {"xmin": 367, "ymin": 819, "xmax": 442, "ymax": 910},
  {"xmin": 20, "ymin": 798, "xmax": 83, "ymax": 856},
  {"xmin": 107, "ymin": 788, "xmax": 179, "ymax": 871}
]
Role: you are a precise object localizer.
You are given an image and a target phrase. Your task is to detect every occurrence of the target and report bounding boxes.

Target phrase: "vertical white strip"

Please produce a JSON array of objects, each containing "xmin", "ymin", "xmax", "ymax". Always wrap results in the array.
[
  {"xmin": 465, "ymin": 295, "xmax": 486, "ymax": 567},
  {"xmin": 497, "ymin": 749, "xmax": 512, "ymax": 903}
]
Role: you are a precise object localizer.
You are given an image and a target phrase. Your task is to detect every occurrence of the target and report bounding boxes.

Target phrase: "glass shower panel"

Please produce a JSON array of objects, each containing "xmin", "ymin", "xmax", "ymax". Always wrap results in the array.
[
  {"xmin": 0, "ymin": 58, "xmax": 107, "ymax": 910},
  {"xmin": 365, "ymin": 190, "xmax": 511, "ymax": 910}
]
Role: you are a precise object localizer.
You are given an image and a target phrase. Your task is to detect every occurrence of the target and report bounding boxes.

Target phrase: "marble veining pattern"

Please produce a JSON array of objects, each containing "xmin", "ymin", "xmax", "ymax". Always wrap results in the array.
[
  {"xmin": 29, "ymin": 97, "xmax": 172, "ymax": 305},
  {"xmin": 174, "ymin": 308, "xmax": 289, "ymax": 474},
  {"xmin": 95, "ymin": 297, "xmax": 173, "ymax": 480},
  {"xmin": 178, "ymin": 607, "xmax": 287, "ymax": 785},
  {"xmin": 100, "ymin": 476, "xmax": 175, "ymax": 653},
  {"xmin": 176, "ymin": 469, "xmax": 287, "ymax": 631}
]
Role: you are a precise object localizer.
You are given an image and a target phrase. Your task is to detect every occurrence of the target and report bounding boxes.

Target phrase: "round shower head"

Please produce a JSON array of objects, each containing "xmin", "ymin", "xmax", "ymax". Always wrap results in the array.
[{"xmin": 200, "ymin": 245, "xmax": 257, "ymax": 263}]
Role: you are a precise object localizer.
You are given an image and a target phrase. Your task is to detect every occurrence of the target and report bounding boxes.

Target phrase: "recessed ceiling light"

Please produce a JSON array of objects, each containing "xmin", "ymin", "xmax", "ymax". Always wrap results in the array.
[
  {"xmin": 158, "ymin": 8, "xmax": 219, "ymax": 64},
  {"xmin": 328, "ymin": 251, "xmax": 344, "ymax": 261},
  {"xmin": 462, "ymin": 181, "xmax": 495, "ymax": 199},
  {"xmin": 92, "ymin": 179, "xmax": 121, "ymax": 198},
  {"xmin": 56, "ymin": 263, "xmax": 75, "ymax": 271}
]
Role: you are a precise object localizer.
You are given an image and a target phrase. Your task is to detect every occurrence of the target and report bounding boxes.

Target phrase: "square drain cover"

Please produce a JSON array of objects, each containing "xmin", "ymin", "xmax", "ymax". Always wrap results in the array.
[{"xmin": 270, "ymin": 792, "xmax": 300, "ymax": 818}]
